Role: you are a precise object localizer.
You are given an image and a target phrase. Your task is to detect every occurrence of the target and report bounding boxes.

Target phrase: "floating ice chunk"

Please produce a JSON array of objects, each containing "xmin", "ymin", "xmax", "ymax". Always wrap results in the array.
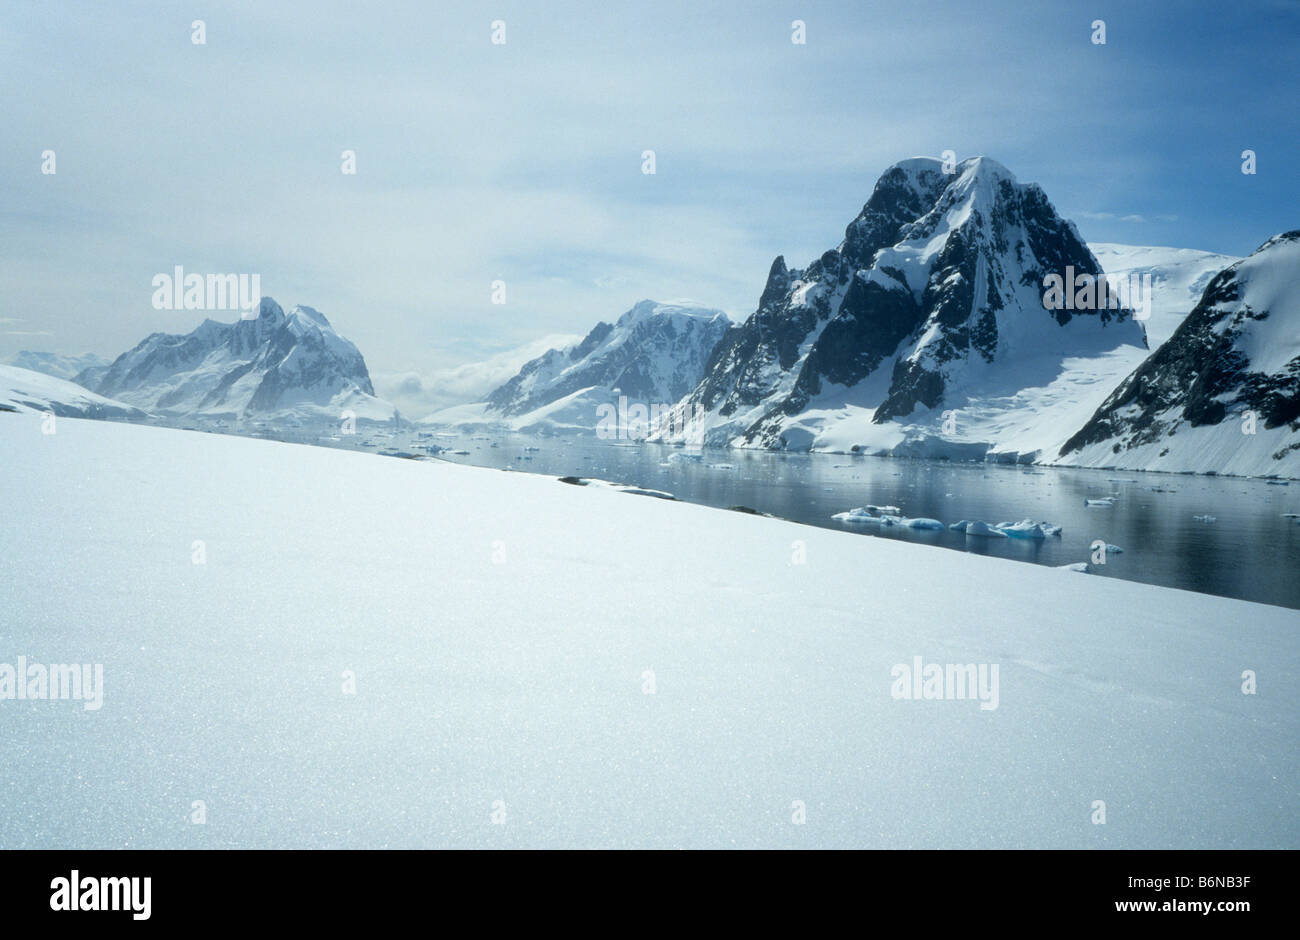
[
  {"xmin": 833, "ymin": 508, "xmax": 881, "ymax": 524},
  {"xmin": 949, "ymin": 520, "xmax": 971, "ymax": 531},
  {"xmin": 902, "ymin": 517, "xmax": 945, "ymax": 530},
  {"xmin": 834, "ymin": 505, "xmax": 909, "ymax": 526},
  {"xmin": 667, "ymin": 452, "xmax": 703, "ymax": 463},
  {"xmin": 964, "ymin": 520, "xmax": 1008, "ymax": 538},
  {"xmin": 708, "ymin": 463, "xmax": 736, "ymax": 470},
  {"xmin": 1192, "ymin": 514, "xmax": 1217, "ymax": 523},
  {"xmin": 1085, "ymin": 498, "xmax": 1115, "ymax": 507},
  {"xmin": 996, "ymin": 519, "xmax": 1054, "ymax": 539},
  {"xmin": 1057, "ymin": 562, "xmax": 1091, "ymax": 573},
  {"xmin": 1282, "ymin": 513, "xmax": 1300, "ymax": 519},
  {"xmin": 1104, "ymin": 543, "xmax": 1124, "ymax": 554}
]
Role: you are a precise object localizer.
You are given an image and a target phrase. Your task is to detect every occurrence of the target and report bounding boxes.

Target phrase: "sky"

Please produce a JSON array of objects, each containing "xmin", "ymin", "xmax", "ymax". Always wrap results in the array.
[{"xmin": 3, "ymin": 0, "xmax": 1298, "ymax": 379}]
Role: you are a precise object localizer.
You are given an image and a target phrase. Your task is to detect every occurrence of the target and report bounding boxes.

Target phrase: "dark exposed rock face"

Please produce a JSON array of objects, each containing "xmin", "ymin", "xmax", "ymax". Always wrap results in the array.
[
  {"xmin": 660, "ymin": 157, "xmax": 1143, "ymax": 449},
  {"xmin": 1061, "ymin": 231, "xmax": 1300, "ymax": 459}
]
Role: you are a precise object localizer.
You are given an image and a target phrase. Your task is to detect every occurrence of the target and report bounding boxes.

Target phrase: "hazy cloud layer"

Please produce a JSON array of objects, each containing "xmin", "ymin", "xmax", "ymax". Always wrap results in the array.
[{"xmin": 4, "ymin": 0, "xmax": 1297, "ymax": 374}]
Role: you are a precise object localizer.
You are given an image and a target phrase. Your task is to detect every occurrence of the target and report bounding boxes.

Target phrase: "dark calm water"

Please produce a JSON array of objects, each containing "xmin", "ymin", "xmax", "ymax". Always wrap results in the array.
[{"xmin": 332, "ymin": 428, "xmax": 1300, "ymax": 610}]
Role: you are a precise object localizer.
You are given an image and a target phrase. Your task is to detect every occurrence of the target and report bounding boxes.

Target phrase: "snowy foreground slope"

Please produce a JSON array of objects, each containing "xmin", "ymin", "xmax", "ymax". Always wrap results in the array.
[{"xmin": 0, "ymin": 416, "xmax": 1295, "ymax": 849}]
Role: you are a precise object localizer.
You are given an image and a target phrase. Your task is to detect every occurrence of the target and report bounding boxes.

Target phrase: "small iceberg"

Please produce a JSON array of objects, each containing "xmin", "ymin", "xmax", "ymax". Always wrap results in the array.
[
  {"xmin": 995, "ymin": 519, "xmax": 1062, "ymax": 539},
  {"xmin": 1192, "ymin": 514, "xmax": 1217, "ymax": 523},
  {"xmin": 902, "ymin": 517, "xmax": 945, "ymax": 530},
  {"xmin": 963, "ymin": 520, "xmax": 1008, "ymax": 538},
  {"xmin": 666, "ymin": 452, "xmax": 703, "ymax": 463},
  {"xmin": 1057, "ymin": 562, "xmax": 1090, "ymax": 573},
  {"xmin": 1085, "ymin": 497, "xmax": 1115, "ymax": 507},
  {"xmin": 1104, "ymin": 543, "xmax": 1124, "ymax": 554},
  {"xmin": 834, "ymin": 508, "xmax": 885, "ymax": 524}
]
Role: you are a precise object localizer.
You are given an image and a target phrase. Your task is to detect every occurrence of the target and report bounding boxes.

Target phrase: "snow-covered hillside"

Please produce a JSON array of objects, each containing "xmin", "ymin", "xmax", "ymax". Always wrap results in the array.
[
  {"xmin": 0, "ymin": 415, "xmax": 1294, "ymax": 848},
  {"xmin": 1089, "ymin": 243, "xmax": 1239, "ymax": 347},
  {"xmin": 79, "ymin": 298, "xmax": 398, "ymax": 425},
  {"xmin": 1060, "ymin": 231, "xmax": 1300, "ymax": 478},
  {"xmin": 426, "ymin": 300, "xmax": 729, "ymax": 433},
  {"xmin": 0, "ymin": 364, "xmax": 147, "ymax": 420},
  {"xmin": 2, "ymin": 351, "xmax": 110, "ymax": 384},
  {"xmin": 651, "ymin": 157, "xmax": 1149, "ymax": 461}
]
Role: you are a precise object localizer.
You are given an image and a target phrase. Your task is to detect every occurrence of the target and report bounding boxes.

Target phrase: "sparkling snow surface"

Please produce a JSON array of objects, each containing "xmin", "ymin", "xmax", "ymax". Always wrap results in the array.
[{"xmin": 0, "ymin": 417, "xmax": 1295, "ymax": 848}]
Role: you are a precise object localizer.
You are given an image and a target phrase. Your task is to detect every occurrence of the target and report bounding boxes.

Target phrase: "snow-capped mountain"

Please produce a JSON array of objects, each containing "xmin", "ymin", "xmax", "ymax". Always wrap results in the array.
[
  {"xmin": 79, "ymin": 298, "xmax": 398, "ymax": 424},
  {"xmin": 651, "ymin": 157, "xmax": 1149, "ymax": 458},
  {"xmin": 0, "ymin": 364, "xmax": 147, "ymax": 420},
  {"xmin": 2, "ymin": 351, "xmax": 111, "ymax": 384},
  {"xmin": 427, "ymin": 300, "xmax": 730, "ymax": 432},
  {"xmin": 1059, "ymin": 231, "xmax": 1300, "ymax": 477}
]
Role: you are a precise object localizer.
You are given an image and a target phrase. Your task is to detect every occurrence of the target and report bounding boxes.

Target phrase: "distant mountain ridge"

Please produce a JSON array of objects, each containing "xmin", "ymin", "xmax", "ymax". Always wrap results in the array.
[
  {"xmin": 427, "ymin": 300, "xmax": 730, "ymax": 432},
  {"xmin": 2, "ymin": 351, "xmax": 110, "ymax": 383},
  {"xmin": 79, "ymin": 298, "xmax": 398, "ymax": 424}
]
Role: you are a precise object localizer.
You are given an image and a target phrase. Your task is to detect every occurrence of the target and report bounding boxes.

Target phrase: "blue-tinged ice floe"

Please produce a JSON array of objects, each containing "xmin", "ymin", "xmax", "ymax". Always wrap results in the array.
[
  {"xmin": 991, "ymin": 519, "xmax": 1063, "ymax": 539},
  {"xmin": 901, "ymin": 517, "xmax": 945, "ymax": 530}
]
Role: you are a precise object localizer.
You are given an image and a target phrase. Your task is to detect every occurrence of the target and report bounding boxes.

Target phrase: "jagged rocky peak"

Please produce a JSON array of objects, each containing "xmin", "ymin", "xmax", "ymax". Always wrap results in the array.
[
  {"xmin": 79, "ymin": 297, "xmax": 391, "ymax": 422},
  {"xmin": 1059, "ymin": 230, "xmax": 1300, "ymax": 474},
  {"xmin": 661, "ymin": 156, "xmax": 1146, "ymax": 450}
]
